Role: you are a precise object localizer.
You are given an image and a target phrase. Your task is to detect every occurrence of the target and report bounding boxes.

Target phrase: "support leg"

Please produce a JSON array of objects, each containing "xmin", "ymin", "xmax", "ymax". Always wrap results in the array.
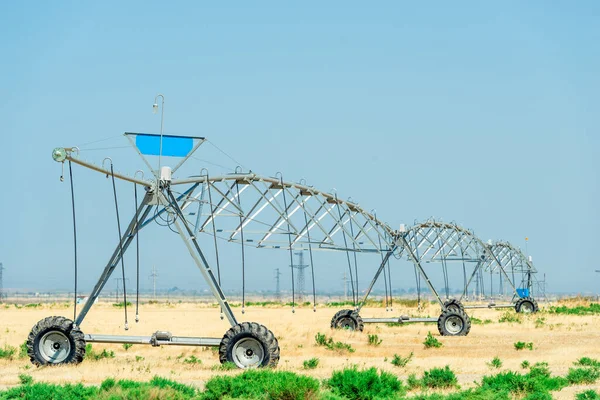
[{"xmin": 356, "ymin": 248, "xmax": 395, "ymax": 312}]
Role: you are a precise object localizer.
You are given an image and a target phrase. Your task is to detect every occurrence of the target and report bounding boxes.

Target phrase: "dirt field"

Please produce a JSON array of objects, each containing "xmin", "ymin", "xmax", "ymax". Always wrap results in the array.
[{"xmin": 0, "ymin": 299, "xmax": 599, "ymax": 398}]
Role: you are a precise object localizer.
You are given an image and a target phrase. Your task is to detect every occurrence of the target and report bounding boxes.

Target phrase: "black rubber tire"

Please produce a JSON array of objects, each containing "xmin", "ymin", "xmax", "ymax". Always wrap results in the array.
[
  {"xmin": 437, "ymin": 309, "xmax": 471, "ymax": 336},
  {"xmin": 515, "ymin": 297, "xmax": 539, "ymax": 314},
  {"xmin": 443, "ymin": 299, "xmax": 464, "ymax": 313},
  {"xmin": 27, "ymin": 316, "xmax": 86, "ymax": 366},
  {"xmin": 330, "ymin": 309, "xmax": 364, "ymax": 332},
  {"xmin": 219, "ymin": 322, "xmax": 280, "ymax": 369}
]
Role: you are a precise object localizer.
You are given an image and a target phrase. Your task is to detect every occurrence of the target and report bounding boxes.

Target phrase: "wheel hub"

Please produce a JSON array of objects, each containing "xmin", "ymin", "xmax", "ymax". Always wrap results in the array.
[
  {"xmin": 232, "ymin": 337, "xmax": 265, "ymax": 368},
  {"xmin": 39, "ymin": 331, "xmax": 71, "ymax": 363},
  {"xmin": 445, "ymin": 316, "xmax": 464, "ymax": 335},
  {"xmin": 338, "ymin": 317, "xmax": 356, "ymax": 330}
]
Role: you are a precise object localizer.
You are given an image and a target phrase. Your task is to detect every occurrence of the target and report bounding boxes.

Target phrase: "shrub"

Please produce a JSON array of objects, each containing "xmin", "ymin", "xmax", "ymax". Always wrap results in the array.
[
  {"xmin": 303, "ymin": 357, "xmax": 319, "ymax": 370},
  {"xmin": 85, "ymin": 344, "xmax": 115, "ymax": 361},
  {"xmin": 391, "ymin": 352, "xmax": 413, "ymax": 368},
  {"xmin": 183, "ymin": 355, "xmax": 202, "ymax": 364},
  {"xmin": 367, "ymin": 334, "xmax": 382, "ymax": 346},
  {"xmin": 521, "ymin": 360, "xmax": 530, "ymax": 369},
  {"xmin": 514, "ymin": 341, "xmax": 534, "ymax": 351},
  {"xmin": 211, "ymin": 361, "xmax": 237, "ymax": 371},
  {"xmin": 407, "ymin": 374, "xmax": 420, "ymax": 390},
  {"xmin": 577, "ymin": 390, "xmax": 600, "ymax": 400},
  {"xmin": 0, "ymin": 345, "xmax": 16, "ymax": 360},
  {"xmin": 420, "ymin": 366, "xmax": 458, "ymax": 389},
  {"xmin": 499, "ymin": 312, "xmax": 522, "ymax": 323},
  {"xmin": 19, "ymin": 341, "xmax": 28, "ymax": 359},
  {"xmin": 135, "ymin": 355, "xmax": 145, "ymax": 362},
  {"xmin": 122, "ymin": 343, "xmax": 133, "ymax": 351},
  {"xmin": 314, "ymin": 333, "xmax": 355, "ymax": 353},
  {"xmin": 567, "ymin": 367, "xmax": 600, "ymax": 384},
  {"xmin": 202, "ymin": 369, "xmax": 320, "ymax": 400},
  {"xmin": 575, "ymin": 357, "xmax": 600, "ymax": 368},
  {"xmin": 488, "ymin": 357, "xmax": 503, "ymax": 369},
  {"xmin": 18, "ymin": 374, "xmax": 33, "ymax": 385},
  {"xmin": 423, "ymin": 332, "xmax": 442, "ymax": 349},
  {"xmin": 326, "ymin": 366, "xmax": 404, "ymax": 400}
]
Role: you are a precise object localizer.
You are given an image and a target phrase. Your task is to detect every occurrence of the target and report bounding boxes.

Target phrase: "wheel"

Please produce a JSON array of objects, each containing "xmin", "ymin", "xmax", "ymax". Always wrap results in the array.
[
  {"xmin": 515, "ymin": 297, "xmax": 539, "ymax": 314},
  {"xmin": 330, "ymin": 309, "xmax": 364, "ymax": 332},
  {"xmin": 437, "ymin": 309, "xmax": 471, "ymax": 336},
  {"xmin": 219, "ymin": 322, "xmax": 279, "ymax": 369},
  {"xmin": 443, "ymin": 299, "xmax": 464, "ymax": 313},
  {"xmin": 27, "ymin": 316, "xmax": 86, "ymax": 366}
]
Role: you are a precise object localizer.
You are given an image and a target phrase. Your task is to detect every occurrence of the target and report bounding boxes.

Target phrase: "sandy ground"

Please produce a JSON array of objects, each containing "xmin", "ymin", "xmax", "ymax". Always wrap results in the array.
[{"xmin": 0, "ymin": 300, "xmax": 599, "ymax": 398}]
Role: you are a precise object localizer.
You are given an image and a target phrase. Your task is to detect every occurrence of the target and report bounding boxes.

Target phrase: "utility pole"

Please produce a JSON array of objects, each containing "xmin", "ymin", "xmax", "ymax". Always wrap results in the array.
[
  {"xmin": 0, "ymin": 263, "xmax": 4, "ymax": 302},
  {"xmin": 343, "ymin": 271, "xmax": 349, "ymax": 301},
  {"xmin": 290, "ymin": 251, "xmax": 309, "ymax": 302},
  {"xmin": 274, "ymin": 268, "xmax": 282, "ymax": 301},
  {"xmin": 114, "ymin": 278, "xmax": 129, "ymax": 303},
  {"xmin": 149, "ymin": 266, "xmax": 158, "ymax": 300}
]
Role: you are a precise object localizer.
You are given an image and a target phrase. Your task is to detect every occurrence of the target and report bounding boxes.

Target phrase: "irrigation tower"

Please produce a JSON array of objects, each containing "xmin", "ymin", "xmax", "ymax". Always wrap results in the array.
[{"xmin": 290, "ymin": 251, "xmax": 308, "ymax": 301}]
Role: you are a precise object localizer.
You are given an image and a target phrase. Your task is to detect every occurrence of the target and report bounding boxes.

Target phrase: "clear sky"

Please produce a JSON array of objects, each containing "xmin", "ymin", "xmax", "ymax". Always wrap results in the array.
[{"xmin": 0, "ymin": 2, "xmax": 598, "ymax": 297}]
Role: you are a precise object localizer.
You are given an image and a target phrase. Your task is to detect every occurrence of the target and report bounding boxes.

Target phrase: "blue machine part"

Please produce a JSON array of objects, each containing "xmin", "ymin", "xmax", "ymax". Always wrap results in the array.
[
  {"xmin": 135, "ymin": 134, "xmax": 193, "ymax": 157},
  {"xmin": 516, "ymin": 288, "xmax": 530, "ymax": 298}
]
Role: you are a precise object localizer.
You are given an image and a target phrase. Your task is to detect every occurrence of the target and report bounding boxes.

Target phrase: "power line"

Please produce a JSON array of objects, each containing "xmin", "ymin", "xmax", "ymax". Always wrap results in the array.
[{"xmin": 0, "ymin": 263, "xmax": 5, "ymax": 302}]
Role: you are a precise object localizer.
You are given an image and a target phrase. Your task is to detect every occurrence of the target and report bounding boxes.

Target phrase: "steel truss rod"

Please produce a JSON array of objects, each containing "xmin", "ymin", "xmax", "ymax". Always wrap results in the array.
[
  {"xmin": 165, "ymin": 189, "xmax": 238, "ymax": 327},
  {"xmin": 75, "ymin": 192, "xmax": 154, "ymax": 326},
  {"xmin": 356, "ymin": 246, "xmax": 397, "ymax": 312}
]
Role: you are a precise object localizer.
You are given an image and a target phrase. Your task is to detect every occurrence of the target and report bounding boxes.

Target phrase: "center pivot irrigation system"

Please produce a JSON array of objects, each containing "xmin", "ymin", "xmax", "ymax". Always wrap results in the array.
[{"xmin": 27, "ymin": 129, "xmax": 541, "ymax": 369}]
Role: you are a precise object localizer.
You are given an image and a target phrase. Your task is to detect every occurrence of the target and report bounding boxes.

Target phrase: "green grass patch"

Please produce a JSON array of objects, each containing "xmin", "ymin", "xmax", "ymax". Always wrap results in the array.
[
  {"xmin": 548, "ymin": 303, "xmax": 600, "ymax": 315},
  {"xmin": 421, "ymin": 366, "xmax": 459, "ymax": 389},
  {"xmin": 575, "ymin": 357, "xmax": 600, "ymax": 368},
  {"xmin": 315, "ymin": 333, "xmax": 355, "ymax": 353},
  {"xmin": 303, "ymin": 357, "xmax": 319, "ymax": 370},
  {"xmin": 423, "ymin": 332, "xmax": 442, "ymax": 349},
  {"xmin": 326, "ymin": 366, "xmax": 405, "ymax": 400},
  {"xmin": 85, "ymin": 344, "xmax": 115, "ymax": 361},
  {"xmin": 514, "ymin": 341, "xmax": 534, "ymax": 351},
  {"xmin": 182, "ymin": 355, "xmax": 202, "ymax": 365},
  {"xmin": 202, "ymin": 369, "xmax": 320, "ymax": 400},
  {"xmin": 18, "ymin": 374, "xmax": 33, "ymax": 385},
  {"xmin": 488, "ymin": 356, "xmax": 503, "ymax": 369},
  {"xmin": 367, "ymin": 334, "xmax": 382, "ymax": 346},
  {"xmin": 210, "ymin": 361, "xmax": 237, "ymax": 371},
  {"xmin": 112, "ymin": 301, "xmax": 133, "ymax": 308},
  {"xmin": 122, "ymin": 343, "xmax": 133, "ymax": 351},
  {"xmin": 577, "ymin": 390, "xmax": 600, "ymax": 400},
  {"xmin": 498, "ymin": 311, "xmax": 522, "ymax": 323},
  {"xmin": 0, "ymin": 345, "xmax": 16, "ymax": 360},
  {"xmin": 567, "ymin": 367, "xmax": 600, "ymax": 384},
  {"xmin": 390, "ymin": 352, "xmax": 413, "ymax": 368}
]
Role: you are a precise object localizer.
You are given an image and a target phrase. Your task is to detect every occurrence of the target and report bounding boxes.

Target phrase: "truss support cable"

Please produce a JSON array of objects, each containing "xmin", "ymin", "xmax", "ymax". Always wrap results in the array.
[
  {"xmin": 302, "ymin": 209, "xmax": 317, "ymax": 312},
  {"xmin": 68, "ymin": 161, "xmax": 78, "ymax": 323},
  {"xmin": 335, "ymin": 201, "xmax": 356, "ymax": 306},
  {"xmin": 235, "ymin": 182, "xmax": 246, "ymax": 314},
  {"xmin": 134, "ymin": 183, "xmax": 140, "ymax": 323},
  {"xmin": 281, "ymin": 177, "xmax": 295, "ymax": 312},
  {"xmin": 109, "ymin": 164, "xmax": 129, "ymax": 330}
]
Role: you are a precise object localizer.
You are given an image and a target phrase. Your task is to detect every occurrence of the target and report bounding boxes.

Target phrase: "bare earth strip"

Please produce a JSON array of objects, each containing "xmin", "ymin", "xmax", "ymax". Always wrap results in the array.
[{"xmin": 0, "ymin": 300, "xmax": 599, "ymax": 398}]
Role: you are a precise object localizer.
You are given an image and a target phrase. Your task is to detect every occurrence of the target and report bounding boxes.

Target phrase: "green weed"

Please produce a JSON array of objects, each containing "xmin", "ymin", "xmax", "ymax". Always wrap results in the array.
[
  {"xmin": 19, "ymin": 341, "xmax": 28, "ymax": 359},
  {"xmin": 391, "ymin": 352, "xmax": 413, "ymax": 368},
  {"xmin": 521, "ymin": 360, "xmax": 530, "ymax": 369},
  {"xmin": 567, "ymin": 367, "xmax": 600, "ymax": 384},
  {"xmin": 85, "ymin": 344, "xmax": 115, "ymax": 361},
  {"xmin": 514, "ymin": 341, "xmax": 534, "ymax": 351},
  {"xmin": 303, "ymin": 357, "xmax": 319, "ymax": 370},
  {"xmin": 423, "ymin": 332, "xmax": 442, "ymax": 349},
  {"xmin": 575, "ymin": 357, "xmax": 600, "ymax": 368},
  {"xmin": 326, "ymin": 366, "xmax": 405, "ymax": 400},
  {"xmin": 122, "ymin": 343, "xmax": 133, "ymax": 351},
  {"xmin": 211, "ymin": 361, "xmax": 237, "ymax": 371},
  {"xmin": 499, "ymin": 311, "xmax": 522, "ymax": 323},
  {"xmin": 203, "ymin": 369, "xmax": 320, "ymax": 400},
  {"xmin": 548, "ymin": 303, "xmax": 600, "ymax": 315},
  {"xmin": 182, "ymin": 355, "xmax": 202, "ymax": 365},
  {"xmin": 0, "ymin": 345, "xmax": 16, "ymax": 360},
  {"xmin": 488, "ymin": 356, "xmax": 503, "ymax": 369},
  {"xmin": 577, "ymin": 390, "xmax": 600, "ymax": 400},
  {"xmin": 18, "ymin": 374, "xmax": 33, "ymax": 385},
  {"xmin": 421, "ymin": 366, "xmax": 459, "ymax": 389},
  {"xmin": 314, "ymin": 333, "xmax": 355, "ymax": 353},
  {"xmin": 112, "ymin": 301, "xmax": 133, "ymax": 308},
  {"xmin": 367, "ymin": 334, "xmax": 382, "ymax": 346}
]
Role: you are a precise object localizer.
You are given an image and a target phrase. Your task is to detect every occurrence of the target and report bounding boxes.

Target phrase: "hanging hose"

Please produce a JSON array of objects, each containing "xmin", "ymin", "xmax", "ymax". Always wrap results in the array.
[
  {"xmin": 347, "ymin": 215, "xmax": 359, "ymax": 304},
  {"xmin": 205, "ymin": 177, "xmax": 224, "ymax": 319},
  {"xmin": 134, "ymin": 183, "xmax": 140, "ymax": 323},
  {"xmin": 375, "ymin": 220, "xmax": 389, "ymax": 311},
  {"xmin": 68, "ymin": 161, "xmax": 78, "ymax": 322},
  {"xmin": 280, "ymin": 176, "xmax": 295, "ymax": 312},
  {"xmin": 109, "ymin": 163, "xmax": 129, "ymax": 330},
  {"xmin": 235, "ymin": 181, "xmax": 246, "ymax": 314},
  {"xmin": 335, "ymin": 200, "xmax": 356, "ymax": 306},
  {"xmin": 302, "ymin": 208, "xmax": 317, "ymax": 312},
  {"xmin": 386, "ymin": 239, "xmax": 393, "ymax": 310}
]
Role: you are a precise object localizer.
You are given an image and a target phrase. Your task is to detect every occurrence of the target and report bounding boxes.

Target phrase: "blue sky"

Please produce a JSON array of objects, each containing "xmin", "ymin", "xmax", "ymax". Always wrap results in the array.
[{"xmin": 0, "ymin": 2, "xmax": 598, "ymax": 297}]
